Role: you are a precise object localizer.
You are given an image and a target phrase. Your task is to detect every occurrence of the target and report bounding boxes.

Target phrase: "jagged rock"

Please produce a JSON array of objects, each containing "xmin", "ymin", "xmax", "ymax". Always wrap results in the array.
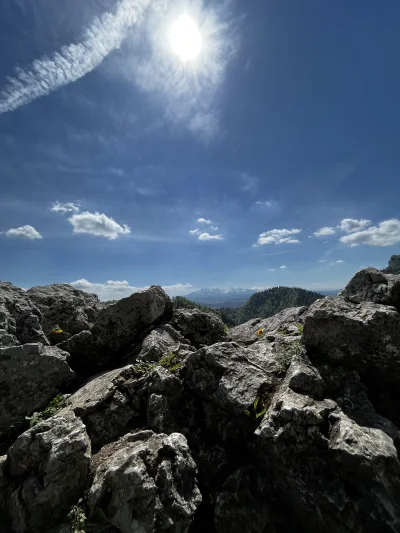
[
  {"xmin": 184, "ymin": 340, "xmax": 290, "ymax": 442},
  {"xmin": 254, "ymin": 362, "xmax": 400, "ymax": 533},
  {"xmin": 0, "ymin": 343, "xmax": 75, "ymax": 434},
  {"xmin": 3, "ymin": 411, "xmax": 91, "ymax": 533},
  {"xmin": 0, "ymin": 282, "xmax": 48, "ymax": 347},
  {"xmin": 136, "ymin": 324, "xmax": 195, "ymax": 363},
  {"xmin": 88, "ymin": 430, "xmax": 201, "ymax": 533},
  {"xmin": 146, "ymin": 367, "xmax": 184, "ymax": 434},
  {"xmin": 303, "ymin": 297, "xmax": 400, "ymax": 384},
  {"xmin": 230, "ymin": 306, "xmax": 308, "ymax": 344},
  {"xmin": 59, "ymin": 286, "xmax": 173, "ymax": 373},
  {"xmin": 27, "ymin": 283, "xmax": 100, "ymax": 337},
  {"xmin": 382, "ymin": 255, "xmax": 400, "ymax": 275},
  {"xmin": 172, "ymin": 309, "xmax": 227, "ymax": 347},
  {"xmin": 340, "ymin": 268, "xmax": 400, "ymax": 308},
  {"xmin": 284, "ymin": 353, "xmax": 326, "ymax": 399}
]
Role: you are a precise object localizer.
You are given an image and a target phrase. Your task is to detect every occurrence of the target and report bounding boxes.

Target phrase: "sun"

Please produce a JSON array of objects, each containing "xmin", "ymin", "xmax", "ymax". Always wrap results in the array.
[{"xmin": 169, "ymin": 14, "xmax": 202, "ymax": 62}]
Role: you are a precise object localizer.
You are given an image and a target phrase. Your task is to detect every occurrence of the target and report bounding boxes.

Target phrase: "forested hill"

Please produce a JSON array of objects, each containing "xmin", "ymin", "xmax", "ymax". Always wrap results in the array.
[
  {"xmin": 235, "ymin": 286, "xmax": 324, "ymax": 324},
  {"xmin": 382, "ymin": 255, "xmax": 400, "ymax": 274},
  {"xmin": 173, "ymin": 287, "xmax": 324, "ymax": 327}
]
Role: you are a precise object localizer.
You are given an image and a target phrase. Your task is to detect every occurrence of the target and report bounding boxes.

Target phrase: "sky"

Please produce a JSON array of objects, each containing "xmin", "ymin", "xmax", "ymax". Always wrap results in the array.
[{"xmin": 1, "ymin": 0, "xmax": 400, "ymax": 300}]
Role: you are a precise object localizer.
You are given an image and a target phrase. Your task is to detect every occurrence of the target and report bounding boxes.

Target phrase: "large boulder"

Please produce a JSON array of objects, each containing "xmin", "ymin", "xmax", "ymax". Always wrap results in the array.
[
  {"xmin": 59, "ymin": 286, "xmax": 173, "ymax": 373},
  {"xmin": 171, "ymin": 309, "xmax": 227, "ymax": 347},
  {"xmin": 340, "ymin": 268, "xmax": 400, "ymax": 308},
  {"xmin": 3, "ymin": 411, "xmax": 91, "ymax": 533},
  {"xmin": 230, "ymin": 306, "xmax": 308, "ymax": 345},
  {"xmin": 302, "ymin": 297, "xmax": 400, "ymax": 384},
  {"xmin": 0, "ymin": 343, "xmax": 75, "ymax": 434},
  {"xmin": 0, "ymin": 282, "xmax": 48, "ymax": 347},
  {"xmin": 88, "ymin": 430, "xmax": 202, "ymax": 533},
  {"xmin": 26, "ymin": 283, "xmax": 100, "ymax": 336},
  {"xmin": 133, "ymin": 323, "xmax": 195, "ymax": 365},
  {"xmin": 254, "ymin": 358, "xmax": 400, "ymax": 533}
]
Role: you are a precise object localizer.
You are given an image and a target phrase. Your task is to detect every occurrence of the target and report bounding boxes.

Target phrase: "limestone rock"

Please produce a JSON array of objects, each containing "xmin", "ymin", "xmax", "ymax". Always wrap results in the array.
[
  {"xmin": 27, "ymin": 283, "xmax": 100, "ymax": 337},
  {"xmin": 4, "ymin": 411, "xmax": 91, "ymax": 533},
  {"xmin": 230, "ymin": 306, "xmax": 308, "ymax": 345},
  {"xmin": 135, "ymin": 324, "xmax": 194, "ymax": 363},
  {"xmin": 88, "ymin": 430, "xmax": 201, "ymax": 533},
  {"xmin": 303, "ymin": 297, "xmax": 400, "ymax": 384},
  {"xmin": 172, "ymin": 308, "xmax": 227, "ymax": 347},
  {"xmin": 340, "ymin": 268, "xmax": 400, "ymax": 308},
  {"xmin": 0, "ymin": 282, "xmax": 48, "ymax": 346},
  {"xmin": 0, "ymin": 343, "xmax": 74, "ymax": 434}
]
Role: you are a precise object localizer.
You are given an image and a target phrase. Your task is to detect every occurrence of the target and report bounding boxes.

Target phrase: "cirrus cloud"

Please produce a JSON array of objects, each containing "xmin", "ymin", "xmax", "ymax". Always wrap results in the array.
[
  {"xmin": 3, "ymin": 225, "xmax": 43, "ymax": 240},
  {"xmin": 51, "ymin": 201, "xmax": 80, "ymax": 214},
  {"xmin": 68, "ymin": 211, "xmax": 131, "ymax": 240}
]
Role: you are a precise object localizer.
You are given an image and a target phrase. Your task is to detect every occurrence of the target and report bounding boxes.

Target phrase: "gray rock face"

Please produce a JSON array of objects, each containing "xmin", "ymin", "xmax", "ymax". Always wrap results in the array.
[
  {"xmin": 0, "ymin": 343, "xmax": 75, "ymax": 434},
  {"xmin": 27, "ymin": 283, "xmax": 100, "ymax": 336},
  {"xmin": 255, "ymin": 360, "xmax": 400, "ymax": 533},
  {"xmin": 340, "ymin": 268, "xmax": 400, "ymax": 308},
  {"xmin": 88, "ymin": 430, "xmax": 201, "ymax": 533},
  {"xmin": 3, "ymin": 411, "xmax": 91, "ymax": 533},
  {"xmin": 0, "ymin": 282, "xmax": 48, "ymax": 347},
  {"xmin": 172, "ymin": 309, "xmax": 227, "ymax": 347},
  {"xmin": 60, "ymin": 286, "xmax": 173, "ymax": 372},
  {"xmin": 136, "ymin": 324, "xmax": 195, "ymax": 363},
  {"xmin": 230, "ymin": 306, "xmax": 308, "ymax": 344},
  {"xmin": 303, "ymin": 297, "xmax": 400, "ymax": 384}
]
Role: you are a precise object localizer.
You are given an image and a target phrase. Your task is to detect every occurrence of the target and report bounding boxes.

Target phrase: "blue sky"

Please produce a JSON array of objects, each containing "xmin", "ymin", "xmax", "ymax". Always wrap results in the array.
[{"xmin": 1, "ymin": 0, "xmax": 400, "ymax": 300}]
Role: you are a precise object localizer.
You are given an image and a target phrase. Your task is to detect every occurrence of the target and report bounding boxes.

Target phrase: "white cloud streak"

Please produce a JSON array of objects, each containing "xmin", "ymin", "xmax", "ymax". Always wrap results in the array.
[
  {"xmin": 197, "ymin": 218, "xmax": 212, "ymax": 225},
  {"xmin": 0, "ymin": 0, "xmax": 151, "ymax": 114},
  {"xmin": 280, "ymin": 265, "xmax": 287, "ymax": 269},
  {"xmin": 3, "ymin": 225, "xmax": 43, "ymax": 240},
  {"xmin": 314, "ymin": 226, "xmax": 336, "ymax": 237},
  {"xmin": 51, "ymin": 201, "xmax": 80, "ymax": 214},
  {"xmin": 70, "ymin": 279, "xmax": 192, "ymax": 300},
  {"xmin": 68, "ymin": 211, "xmax": 131, "ymax": 239},
  {"xmin": 257, "ymin": 228, "xmax": 301, "ymax": 245},
  {"xmin": 339, "ymin": 218, "xmax": 371, "ymax": 234},
  {"xmin": 339, "ymin": 219, "xmax": 400, "ymax": 247},
  {"xmin": 198, "ymin": 232, "xmax": 223, "ymax": 241}
]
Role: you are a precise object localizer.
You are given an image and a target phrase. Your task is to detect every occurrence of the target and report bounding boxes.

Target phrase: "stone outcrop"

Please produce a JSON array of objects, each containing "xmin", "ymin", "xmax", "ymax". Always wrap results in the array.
[
  {"xmin": 0, "ymin": 282, "xmax": 48, "ymax": 347},
  {"xmin": 1, "ymin": 270, "xmax": 400, "ymax": 532},
  {"xmin": 88, "ymin": 430, "xmax": 201, "ymax": 533},
  {"xmin": 0, "ymin": 343, "xmax": 74, "ymax": 435},
  {"xmin": 58, "ymin": 285, "xmax": 173, "ymax": 373},
  {"xmin": 339, "ymin": 267, "xmax": 400, "ymax": 308},
  {"xmin": 1, "ymin": 411, "xmax": 91, "ymax": 533},
  {"xmin": 27, "ymin": 283, "xmax": 100, "ymax": 337},
  {"xmin": 171, "ymin": 308, "xmax": 227, "ymax": 347}
]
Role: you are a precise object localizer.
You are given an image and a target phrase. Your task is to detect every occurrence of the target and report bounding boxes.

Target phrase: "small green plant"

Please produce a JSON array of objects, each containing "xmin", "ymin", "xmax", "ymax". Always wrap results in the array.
[
  {"xmin": 68, "ymin": 503, "xmax": 87, "ymax": 533},
  {"xmin": 244, "ymin": 396, "xmax": 266, "ymax": 420},
  {"xmin": 296, "ymin": 323, "xmax": 304, "ymax": 334},
  {"xmin": 128, "ymin": 362, "xmax": 156, "ymax": 378},
  {"xmin": 278, "ymin": 329, "xmax": 290, "ymax": 336},
  {"xmin": 223, "ymin": 324, "xmax": 230, "ymax": 334},
  {"xmin": 26, "ymin": 394, "xmax": 65, "ymax": 427},
  {"xmin": 159, "ymin": 352, "xmax": 184, "ymax": 373},
  {"xmin": 280, "ymin": 340, "xmax": 306, "ymax": 368}
]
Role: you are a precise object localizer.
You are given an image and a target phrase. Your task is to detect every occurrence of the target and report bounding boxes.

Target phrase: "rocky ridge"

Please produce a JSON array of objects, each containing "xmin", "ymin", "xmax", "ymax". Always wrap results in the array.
[{"xmin": 0, "ymin": 268, "xmax": 400, "ymax": 532}]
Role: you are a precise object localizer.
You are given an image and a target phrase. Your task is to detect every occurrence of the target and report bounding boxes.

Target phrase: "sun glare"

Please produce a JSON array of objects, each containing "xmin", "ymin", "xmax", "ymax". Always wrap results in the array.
[{"xmin": 169, "ymin": 14, "xmax": 202, "ymax": 62}]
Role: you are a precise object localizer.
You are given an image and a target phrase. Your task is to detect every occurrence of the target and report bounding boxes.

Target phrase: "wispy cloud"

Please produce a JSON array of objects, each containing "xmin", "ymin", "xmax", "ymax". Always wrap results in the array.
[
  {"xmin": 340, "ymin": 219, "xmax": 400, "ymax": 247},
  {"xmin": 0, "ymin": 0, "xmax": 152, "ymax": 114},
  {"xmin": 280, "ymin": 265, "xmax": 287, "ymax": 269},
  {"xmin": 3, "ymin": 225, "xmax": 43, "ymax": 240},
  {"xmin": 71, "ymin": 279, "xmax": 192, "ymax": 300},
  {"xmin": 239, "ymin": 172, "xmax": 259, "ymax": 192},
  {"xmin": 257, "ymin": 228, "xmax": 301, "ymax": 245},
  {"xmin": 197, "ymin": 218, "xmax": 212, "ymax": 225},
  {"xmin": 68, "ymin": 211, "xmax": 131, "ymax": 240},
  {"xmin": 51, "ymin": 201, "xmax": 80, "ymax": 214}
]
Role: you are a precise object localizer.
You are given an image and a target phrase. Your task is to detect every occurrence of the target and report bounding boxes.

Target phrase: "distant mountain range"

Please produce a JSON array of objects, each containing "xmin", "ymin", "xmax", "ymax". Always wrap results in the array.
[
  {"xmin": 185, "ymin": 287, "xmax": 339, "ymax": 308},
  {"xmin": 185, "ymin": 288, "xmax": 258, "ymax": 308}
]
